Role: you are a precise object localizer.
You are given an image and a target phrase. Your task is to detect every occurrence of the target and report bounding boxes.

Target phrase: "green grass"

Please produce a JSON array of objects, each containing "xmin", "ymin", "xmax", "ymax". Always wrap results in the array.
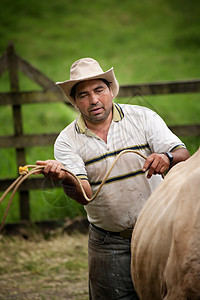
[
  {"xmin": 0, "ymin": 0, "xmax": 200, "ymax": 83},
  {"xmin": 0, "ymin": 0, "xmax": 199, "ymax": 223},
  {"xmin": 0, "ymin": 233, "xmax": 89, "ymax": 299}
]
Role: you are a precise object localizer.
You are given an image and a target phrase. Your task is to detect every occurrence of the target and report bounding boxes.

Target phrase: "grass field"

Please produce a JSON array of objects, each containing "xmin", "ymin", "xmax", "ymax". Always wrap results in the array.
[
  {"xmin": 0, "ymin": 0, "xmax": 200, "ymax": 223},
  {"xmin": 0, "ymin": 232, "xmax": 89, "ymax": 299}
]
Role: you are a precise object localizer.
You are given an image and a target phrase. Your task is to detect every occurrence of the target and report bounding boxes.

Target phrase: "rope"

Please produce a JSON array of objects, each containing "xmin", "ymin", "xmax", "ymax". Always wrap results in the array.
[{"xmin": 0, "ymin": 150, "xmax": 147, "ymax": 232}]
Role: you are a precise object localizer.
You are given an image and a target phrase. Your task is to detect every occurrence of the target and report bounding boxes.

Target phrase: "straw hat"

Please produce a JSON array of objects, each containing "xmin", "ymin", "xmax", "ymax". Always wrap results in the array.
[{"xmin": 56, "ymin": 58, "xmax": 119, "ymax": 105}]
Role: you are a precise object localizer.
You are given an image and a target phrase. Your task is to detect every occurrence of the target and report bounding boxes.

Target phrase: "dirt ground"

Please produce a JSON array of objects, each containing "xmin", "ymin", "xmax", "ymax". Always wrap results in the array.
[{"xmin": 0, "ymin": 229, "xmax": 89, "ymax": 300}]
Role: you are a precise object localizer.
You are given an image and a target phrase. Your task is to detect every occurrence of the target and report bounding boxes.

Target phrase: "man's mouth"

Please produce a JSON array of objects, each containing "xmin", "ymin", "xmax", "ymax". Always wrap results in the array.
[{"xmin": 90, "ymin": 107, "xmax": 103, "ymax": 114}]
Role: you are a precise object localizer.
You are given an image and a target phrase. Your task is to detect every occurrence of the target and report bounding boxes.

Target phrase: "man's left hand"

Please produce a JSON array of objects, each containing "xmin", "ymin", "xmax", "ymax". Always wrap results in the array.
[{"xmin": 142, "ymin": 153, "xmax": 170, "ymax": 179}]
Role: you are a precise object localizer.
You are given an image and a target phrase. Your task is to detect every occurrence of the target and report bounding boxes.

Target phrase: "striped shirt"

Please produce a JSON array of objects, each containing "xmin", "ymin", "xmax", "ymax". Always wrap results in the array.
[{"xmin": 54, "ymin": 103, "xmax": 186, "ymax": 231}]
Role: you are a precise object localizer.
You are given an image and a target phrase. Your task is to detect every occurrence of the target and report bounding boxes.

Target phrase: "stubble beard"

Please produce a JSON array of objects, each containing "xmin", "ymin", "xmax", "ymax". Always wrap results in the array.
[{"xmin": 86, "ymin": 104, "xmax": 112, "ymax": 124}]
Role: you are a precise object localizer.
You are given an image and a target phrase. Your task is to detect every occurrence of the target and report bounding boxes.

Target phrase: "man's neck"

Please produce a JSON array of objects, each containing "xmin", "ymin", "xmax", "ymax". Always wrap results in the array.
[{"xmin": 85, "ymin": 113, "xmax": 112, "ymax": 143}]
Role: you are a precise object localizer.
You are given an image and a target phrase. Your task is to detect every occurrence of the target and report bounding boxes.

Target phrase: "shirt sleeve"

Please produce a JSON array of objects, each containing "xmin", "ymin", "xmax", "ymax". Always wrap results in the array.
[
  {"xmin": 54, "ymin": 130, "xmax": 88, "ymax": 180},
  {"xmin": 143, "ymin": 108, "xmax": 186, "ymax": 153}
]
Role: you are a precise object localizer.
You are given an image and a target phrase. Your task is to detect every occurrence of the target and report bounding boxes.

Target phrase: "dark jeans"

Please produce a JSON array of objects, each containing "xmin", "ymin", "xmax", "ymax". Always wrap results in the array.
[{"xmin": 88, "ymin": 224, "xmax": 139, "ymax": 300}]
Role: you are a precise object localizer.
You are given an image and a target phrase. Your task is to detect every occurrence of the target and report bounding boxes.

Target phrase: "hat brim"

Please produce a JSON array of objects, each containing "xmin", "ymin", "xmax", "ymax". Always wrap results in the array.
[{"xmin": 56, "ymin": 67, "xmax": 119, "ymax": 106}]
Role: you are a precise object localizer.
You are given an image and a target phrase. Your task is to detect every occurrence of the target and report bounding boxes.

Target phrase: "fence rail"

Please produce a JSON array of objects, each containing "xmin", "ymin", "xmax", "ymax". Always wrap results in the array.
[
  {"xmin": 0, "ymin": 177, "xmax": 58, "ymax": 192},
  {"xmin": 0, "ymin": 133, "xmax": 58, "ymax": 148},
  {"xmin": 1, "ymin": 79, "xmax": 200, "ymax": 107},
  {"xmin": 118, "ymin": 79, "xmax": 200, "ymax": 97},
  {"xmin": 0, "ymin": 90, "xmax": 67, "ymax": 106},
  {"xmin": 0, "ymin": 42, "xmax": 199, "ymax": 221}
]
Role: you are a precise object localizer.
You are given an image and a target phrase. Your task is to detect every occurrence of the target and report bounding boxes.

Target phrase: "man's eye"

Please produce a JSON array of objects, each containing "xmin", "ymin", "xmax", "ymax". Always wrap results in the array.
[
  {"xmin": 97, "ymin": 89, "xmax": 103, "ymax": 93},
  {"xmin": 80, "ymin": 94, "xmax": 87, "ymax": 98}
]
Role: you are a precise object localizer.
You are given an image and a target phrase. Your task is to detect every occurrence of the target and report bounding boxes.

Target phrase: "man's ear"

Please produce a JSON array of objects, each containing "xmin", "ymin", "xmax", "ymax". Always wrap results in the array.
[
  {"xmin": 74, "ymin": 99, "xmax": 78, "ymax": 109},
  {"xmin": 110, "ymin": 90, "xmax": 114, "ymax": 99}
]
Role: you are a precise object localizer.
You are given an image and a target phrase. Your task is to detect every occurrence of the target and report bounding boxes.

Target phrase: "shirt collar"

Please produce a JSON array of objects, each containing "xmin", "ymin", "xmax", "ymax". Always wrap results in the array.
[{"xmin": 75, "ymin": 103, "xmax": 124, "ymax": 134}]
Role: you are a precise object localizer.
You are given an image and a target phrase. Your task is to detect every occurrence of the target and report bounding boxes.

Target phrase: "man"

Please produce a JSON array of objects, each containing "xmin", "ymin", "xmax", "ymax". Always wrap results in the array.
[{"xmin": 36, "ymin": 58, "xmax": 190, "ymax": 299}]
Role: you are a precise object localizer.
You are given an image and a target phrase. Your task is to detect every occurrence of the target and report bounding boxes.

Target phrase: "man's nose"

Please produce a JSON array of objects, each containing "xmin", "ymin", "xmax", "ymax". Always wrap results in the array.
[{"xmin": 89, "ymin": 93, "xmax": 98, "ymax": 104}]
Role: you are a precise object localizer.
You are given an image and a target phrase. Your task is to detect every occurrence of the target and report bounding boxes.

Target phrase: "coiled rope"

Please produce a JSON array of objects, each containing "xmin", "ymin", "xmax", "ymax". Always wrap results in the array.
[{"xmin": 0, "ymin": 150, "xmax": 147, "ymax": 232}]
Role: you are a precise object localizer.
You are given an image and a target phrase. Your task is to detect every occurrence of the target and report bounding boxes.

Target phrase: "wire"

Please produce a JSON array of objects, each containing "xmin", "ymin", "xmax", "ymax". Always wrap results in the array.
[{"xmin": 0, "ymin": 150, "xmax": 147, "ymax": 232}]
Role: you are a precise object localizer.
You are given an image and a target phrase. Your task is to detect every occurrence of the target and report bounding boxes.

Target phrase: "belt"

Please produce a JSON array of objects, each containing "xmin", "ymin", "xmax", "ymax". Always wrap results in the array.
[{"xmin": 91, "ymin": 223, "xmax": 133, "ymax": 239}]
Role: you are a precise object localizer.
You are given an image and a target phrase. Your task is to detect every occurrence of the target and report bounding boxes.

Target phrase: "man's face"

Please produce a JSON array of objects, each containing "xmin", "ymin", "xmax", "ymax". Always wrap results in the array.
[{"xmin": 74, "ymin": 79, "xmax": 113, "ymax": 124}]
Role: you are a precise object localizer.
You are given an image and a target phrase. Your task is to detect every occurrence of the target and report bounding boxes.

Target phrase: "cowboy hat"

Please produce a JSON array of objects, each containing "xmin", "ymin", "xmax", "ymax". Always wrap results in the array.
[{"xmin": 56, "ymin": 58, "xmax": 119, "ymax": 106}]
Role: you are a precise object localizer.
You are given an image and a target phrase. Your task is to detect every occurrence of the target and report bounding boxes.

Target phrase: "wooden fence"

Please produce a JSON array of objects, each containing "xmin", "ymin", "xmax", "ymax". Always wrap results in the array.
[{"xmin": 0, "ymin": 42, "xmax": 200, "ymax": 221}]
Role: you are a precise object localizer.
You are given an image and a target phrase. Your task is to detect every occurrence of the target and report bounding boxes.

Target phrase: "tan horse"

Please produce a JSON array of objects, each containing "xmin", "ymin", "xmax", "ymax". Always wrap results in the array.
[{"xmin": 131, "ymin": 148, "xmax": 200, "ymax": 300}]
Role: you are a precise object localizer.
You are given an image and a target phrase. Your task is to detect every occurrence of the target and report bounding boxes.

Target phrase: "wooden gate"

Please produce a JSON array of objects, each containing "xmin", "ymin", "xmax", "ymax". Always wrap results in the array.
[
  {"xmin": 0, "ymin": 42, "xmax": 69, "ymax": 220},
  {"xmin": 0, "ymin": 42, "xmax": 200, "ymax": 222}
]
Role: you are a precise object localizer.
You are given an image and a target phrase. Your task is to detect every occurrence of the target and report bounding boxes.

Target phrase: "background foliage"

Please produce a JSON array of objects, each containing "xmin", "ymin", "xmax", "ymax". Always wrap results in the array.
[{"xmin": 0, "ymin": 0, "xmax": 200, "ymax": 223}]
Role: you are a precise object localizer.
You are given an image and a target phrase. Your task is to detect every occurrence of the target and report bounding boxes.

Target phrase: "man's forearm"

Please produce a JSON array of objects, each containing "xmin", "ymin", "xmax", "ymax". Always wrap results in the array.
[
  {"xmin": 171, "ymin": 148, "xmax": 190, "ymax": 167},
  {"xmin": 36, "ymin": 159, "xmax": 92, "ymax": 205},
  {"xmin": 62, "ymin": 173, "xmax": 92, "ymax": 205}
]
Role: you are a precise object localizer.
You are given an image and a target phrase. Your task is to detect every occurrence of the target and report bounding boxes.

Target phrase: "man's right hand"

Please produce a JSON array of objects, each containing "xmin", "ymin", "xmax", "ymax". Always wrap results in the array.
[
  {"xmin": 36, "ymin": 160, "xmax": 67, "ymax": 180},
  {"xmin": 36, "ymin": 160, "xmax": 92, "ymax": 205}
]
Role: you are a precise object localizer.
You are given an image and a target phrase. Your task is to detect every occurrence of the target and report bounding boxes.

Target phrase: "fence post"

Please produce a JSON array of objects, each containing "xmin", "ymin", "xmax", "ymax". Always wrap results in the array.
[{"xmin": 7, "ymin": 42, "xmax": 30, "ymax": 220}]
